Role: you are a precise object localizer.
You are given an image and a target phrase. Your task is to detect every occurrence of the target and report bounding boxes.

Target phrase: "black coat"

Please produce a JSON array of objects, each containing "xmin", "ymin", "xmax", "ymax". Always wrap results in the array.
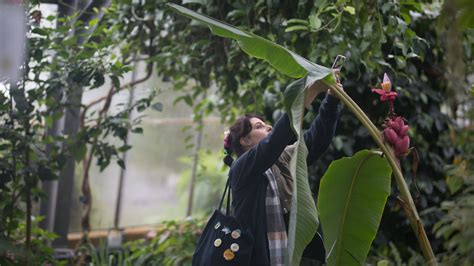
[{"xmin": 229, "ymin": 94, "xmax": 340, "ymax": 265}]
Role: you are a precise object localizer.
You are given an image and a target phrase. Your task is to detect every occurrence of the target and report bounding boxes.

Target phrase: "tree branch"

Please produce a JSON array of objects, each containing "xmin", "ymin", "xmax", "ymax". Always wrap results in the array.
[{"xmin": 80, "ymin": 63, "xmax": 153, "ymax": 127}]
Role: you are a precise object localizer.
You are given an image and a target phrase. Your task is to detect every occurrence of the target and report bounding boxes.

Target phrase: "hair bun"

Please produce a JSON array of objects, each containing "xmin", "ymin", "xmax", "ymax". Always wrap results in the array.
[{"xmin": 223, "ymin": 154, "xmax": 234, "ymax": 167}]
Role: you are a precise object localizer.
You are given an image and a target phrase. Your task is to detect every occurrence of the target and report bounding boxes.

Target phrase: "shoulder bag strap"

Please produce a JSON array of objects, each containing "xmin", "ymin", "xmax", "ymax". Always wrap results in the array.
[{"xmin": 218, "ymin": 177, "xmax": 232, "ymax": 216}]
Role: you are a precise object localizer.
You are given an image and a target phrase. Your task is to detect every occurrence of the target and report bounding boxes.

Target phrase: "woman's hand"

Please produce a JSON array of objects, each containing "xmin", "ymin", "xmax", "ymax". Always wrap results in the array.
[
  {"xmin": 327, "ymin": 69, "xmax": 343, "ymax": 96},
  {"xmin": 304, "ymin": 69, "xmax": 342, "ymax": 107}
]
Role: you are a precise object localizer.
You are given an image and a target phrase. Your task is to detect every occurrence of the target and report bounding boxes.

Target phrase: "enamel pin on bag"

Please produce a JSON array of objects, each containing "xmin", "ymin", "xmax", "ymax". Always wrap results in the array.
[{"xmin": 192, "ymin": 178, "xmax": 254, "ymax": 265}]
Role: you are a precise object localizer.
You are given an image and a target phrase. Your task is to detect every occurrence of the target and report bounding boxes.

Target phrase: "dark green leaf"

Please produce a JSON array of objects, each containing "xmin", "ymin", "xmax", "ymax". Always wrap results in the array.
[
  {"xmin": 151, "ymin": 102, "xmax": 163, "ymax": 112},
  {"xmin": 32, "ymin": 28, "xmax": 48, "ymax": 36},
  {"xmin": 285, "ymin": 25, "xmax": 310, "ymax": 32},
  {"xmin": 72, "ymin": 143, "xmax": 87, "ymax": 162},
  {"xmin": 308, "ymin": 15, "xmax": 322, "ymax": 30},
  {"xmin": 182, "ymin": 0, "xmax": 208, "ymax": 5},
  {"xmin": 226, "ymin": 10, "xmax": 246, "ymax": 19},
  {"xmin": 118, "ymin": 145, "xmax": 132, "ymax": 152},
  {"xmin": 110, "ymin": 75, "xmax": 121, "ymax": 89},
  {"xmin": 287, "ymin": 18, "xmax": 309, "ymax": 25},
  {"xmin": 318, "ymin": 150, "xmax": 392, "ymax": 265},
  {"xmin": 117, "ymin": 159, "xmax": 126, "ymax": 169},
  {"xmin": 131, "ymin": 127, "xmax": 143, "ymax": 134},
  {"xmin": 38, "ymin": 165, "xmax": 58, "ymax": 181}
]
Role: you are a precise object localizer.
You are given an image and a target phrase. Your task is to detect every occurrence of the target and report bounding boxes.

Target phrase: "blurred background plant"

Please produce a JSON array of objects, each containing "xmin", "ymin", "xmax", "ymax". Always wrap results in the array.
[
  {"xmin": 177, "ymin": 150, "xmax": 227, "ymax": 217},
  {"xmin": 0, "ymin": 216, "xmax": 59, "ymax": 265},
  {"xmin": 434, "ymin": 171, "xmax": 474, "ymax": 265},
  {"xmin": 366, "ymin": 241, "xmax": 424, "ymax": 266},
  {"xmin": 125, "ymin": 218, "xmax": 205, "ymax": 265},
  {"xmin": 0, "ymin": 0, "xmax": 159, "ymax": 263},
  {"xmin": 75, "ymin": 240, "xmax": 131, "ymax": 266},
  {"xmin": 432, "ymin": 108, "xmax": 474, "ymax": 265}
]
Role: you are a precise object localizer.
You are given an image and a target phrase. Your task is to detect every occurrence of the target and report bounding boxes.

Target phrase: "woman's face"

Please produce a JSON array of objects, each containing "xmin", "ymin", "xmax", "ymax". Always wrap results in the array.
[{"xmin": 240, "ymin": 117, "xmax": 272, "ymax": 151}]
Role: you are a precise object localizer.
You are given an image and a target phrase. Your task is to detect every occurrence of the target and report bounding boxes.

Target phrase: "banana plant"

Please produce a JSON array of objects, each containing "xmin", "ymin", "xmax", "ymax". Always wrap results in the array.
[{"xmin": 168, "ymin": 3, "xmax": 436, "ymax": 265}]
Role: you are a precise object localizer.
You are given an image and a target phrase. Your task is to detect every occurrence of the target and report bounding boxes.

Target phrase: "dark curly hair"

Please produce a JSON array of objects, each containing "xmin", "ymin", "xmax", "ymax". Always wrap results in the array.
[{"xmin": 223, "ymin": 114, "xmax": 265, "ymax": 167}]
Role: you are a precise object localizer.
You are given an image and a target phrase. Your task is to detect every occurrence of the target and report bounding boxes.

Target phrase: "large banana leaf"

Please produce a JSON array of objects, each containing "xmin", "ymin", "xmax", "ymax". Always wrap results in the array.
[
  {"xmin": 282, "ymin": 77, "xmax": 319, "ymax": 265},
  {"xmin": 167, "ymin": 4, "xmax": 334, "ymax": 264},
  {"xmin": 167, "ymin": 3, "xmax": 332, "ymax": 80},
  {"xmin": 317, "ymin": 150, "xmax": 392, "ymax": 265}
]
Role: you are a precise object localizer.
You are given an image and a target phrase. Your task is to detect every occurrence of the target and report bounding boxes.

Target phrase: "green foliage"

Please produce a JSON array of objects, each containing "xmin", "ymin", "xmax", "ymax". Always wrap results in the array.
[
  {"xmin": 282, "ymin": 1, "xmax": 472, "ymax": 259},
  {"xmin": 318, "ymin": 150, "xmax": 392, "ymax": 265},
  {"xmin": 76, "ymin": 241, "xmax": 131, "ymax": 266},
  {"xmin": 366, "ymin": 241, "xmax": 424, "ymax": 266},
  {"xmin": 0, "ymin": 2, "xmax": 159, "ymax": 259},
  {"xmin": 0, "ymin": 216, "xmax": 58, "ymax": 265},
  {"xmin": 125, "ymin": 218, "xmax": 205, "ymax": 265},
  {"xmin": 71, "ymin": 219, "xmax": 206, "ymax": 265},
  {"xmin": 434, "ymin": 175, "xmax": 474, "ymax": 265},
  {"xmin": 432, "ymin": 125, "xmax": 474, "ymax": 265},
  {"xmin": 177, "ymin": 150, "xmax": 227, "ymax": 216}
]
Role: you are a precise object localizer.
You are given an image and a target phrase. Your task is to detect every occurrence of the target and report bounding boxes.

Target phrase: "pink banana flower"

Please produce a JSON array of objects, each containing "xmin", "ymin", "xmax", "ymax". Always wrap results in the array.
[
  {"xmin": 372, "ymin": 73, "xmax": 398, "ymax": 102},
  {"xmin": 395, "ymin": 136, "xmax": 410, "ymax": 157},
  {"xmin": 373, "ymin": 73, "xmax": 411, "ymax": 157},
  {"xmin": 383, "ymin": 116, "xmax": 411, "ymax": 157}
]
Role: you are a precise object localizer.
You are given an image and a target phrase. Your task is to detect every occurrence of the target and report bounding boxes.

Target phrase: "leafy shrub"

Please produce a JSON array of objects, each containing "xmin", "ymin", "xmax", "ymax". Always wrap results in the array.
[
  {"xmin": 75, "ymin": 241, "xmax": 131, "ymax": 266},
  {"xmin": 366, "ymin": 241, "xmax": 424, "ymax": 266},
  {"xmin": 433, "ymin": 125, "xmax": 474, "ymax": 264},
  {"xmin": 0, "ymin": 216, "xmax": 58, "ymax": 265},
  {"xmin": 125, "ymin": 218, "xmax": 205, "ymax": 266}
]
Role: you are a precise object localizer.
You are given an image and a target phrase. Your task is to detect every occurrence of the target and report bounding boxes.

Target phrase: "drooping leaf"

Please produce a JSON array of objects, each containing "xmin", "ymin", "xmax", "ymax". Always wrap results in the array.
[
  {"xmin": 317, "ymin": 150, "xmax": 392, "ymax": 266},
  {"xmin": 282, "ymin": 77, "xmax": 317, "ymax": 265},
  {"xmin": 167, "ymin": 3, "xmax": 332, "ymax": 79},
  {"xmin": 284, "ymin": 73, "xmax": 338, "ymax": 265}
]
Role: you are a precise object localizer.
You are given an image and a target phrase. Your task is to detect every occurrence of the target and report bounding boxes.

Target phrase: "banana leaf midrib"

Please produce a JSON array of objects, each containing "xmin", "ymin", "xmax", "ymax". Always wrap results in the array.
[{"xmin": 334, "ymin": 153, "xmax": 376, "ymax": 265}]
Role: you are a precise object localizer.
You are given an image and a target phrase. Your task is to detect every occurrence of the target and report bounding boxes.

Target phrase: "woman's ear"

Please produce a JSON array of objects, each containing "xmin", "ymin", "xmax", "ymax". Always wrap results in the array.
[{"xmin": 240, "ymin": 137, "xmax": 249, "ymax": 149}]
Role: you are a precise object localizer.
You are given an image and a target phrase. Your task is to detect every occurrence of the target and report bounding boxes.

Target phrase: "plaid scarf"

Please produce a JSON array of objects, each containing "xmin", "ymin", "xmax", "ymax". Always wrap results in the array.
[{"xmin": 265, "ymin": 168, "xmax": 288, "ymax": 266}]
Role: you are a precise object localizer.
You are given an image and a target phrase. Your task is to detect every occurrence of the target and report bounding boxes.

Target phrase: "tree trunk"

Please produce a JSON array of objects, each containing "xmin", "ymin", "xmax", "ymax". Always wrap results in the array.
[
  {"xmin": 38, "ymin": 0, "xmax": 112, "ymax": 248},
  {"xmin": 39, "ymin": 0, "xmax": 76, "ymax": 243}
]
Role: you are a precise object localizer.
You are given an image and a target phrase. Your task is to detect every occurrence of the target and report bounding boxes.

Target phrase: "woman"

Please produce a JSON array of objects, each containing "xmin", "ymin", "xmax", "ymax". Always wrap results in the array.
[{"xmin": 223, "ymin": 75, "xmax": 342, "ymax": 265}]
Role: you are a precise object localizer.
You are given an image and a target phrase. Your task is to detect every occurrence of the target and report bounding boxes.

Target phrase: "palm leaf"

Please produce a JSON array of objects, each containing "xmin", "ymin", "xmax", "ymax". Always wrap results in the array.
[{"xmin": 317, "ymin": 150, "xmax": 392, "ymax": 265}]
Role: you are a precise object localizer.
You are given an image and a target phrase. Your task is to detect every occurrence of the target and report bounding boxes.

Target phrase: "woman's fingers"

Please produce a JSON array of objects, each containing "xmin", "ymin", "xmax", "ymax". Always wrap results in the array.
[
  {"xmin": 333, "ymin": 68, "xmax": 341, "ymax": 84},
  {"xmin": 328, "ymin": 82, "xmax": 344, "ymax": 96}
]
